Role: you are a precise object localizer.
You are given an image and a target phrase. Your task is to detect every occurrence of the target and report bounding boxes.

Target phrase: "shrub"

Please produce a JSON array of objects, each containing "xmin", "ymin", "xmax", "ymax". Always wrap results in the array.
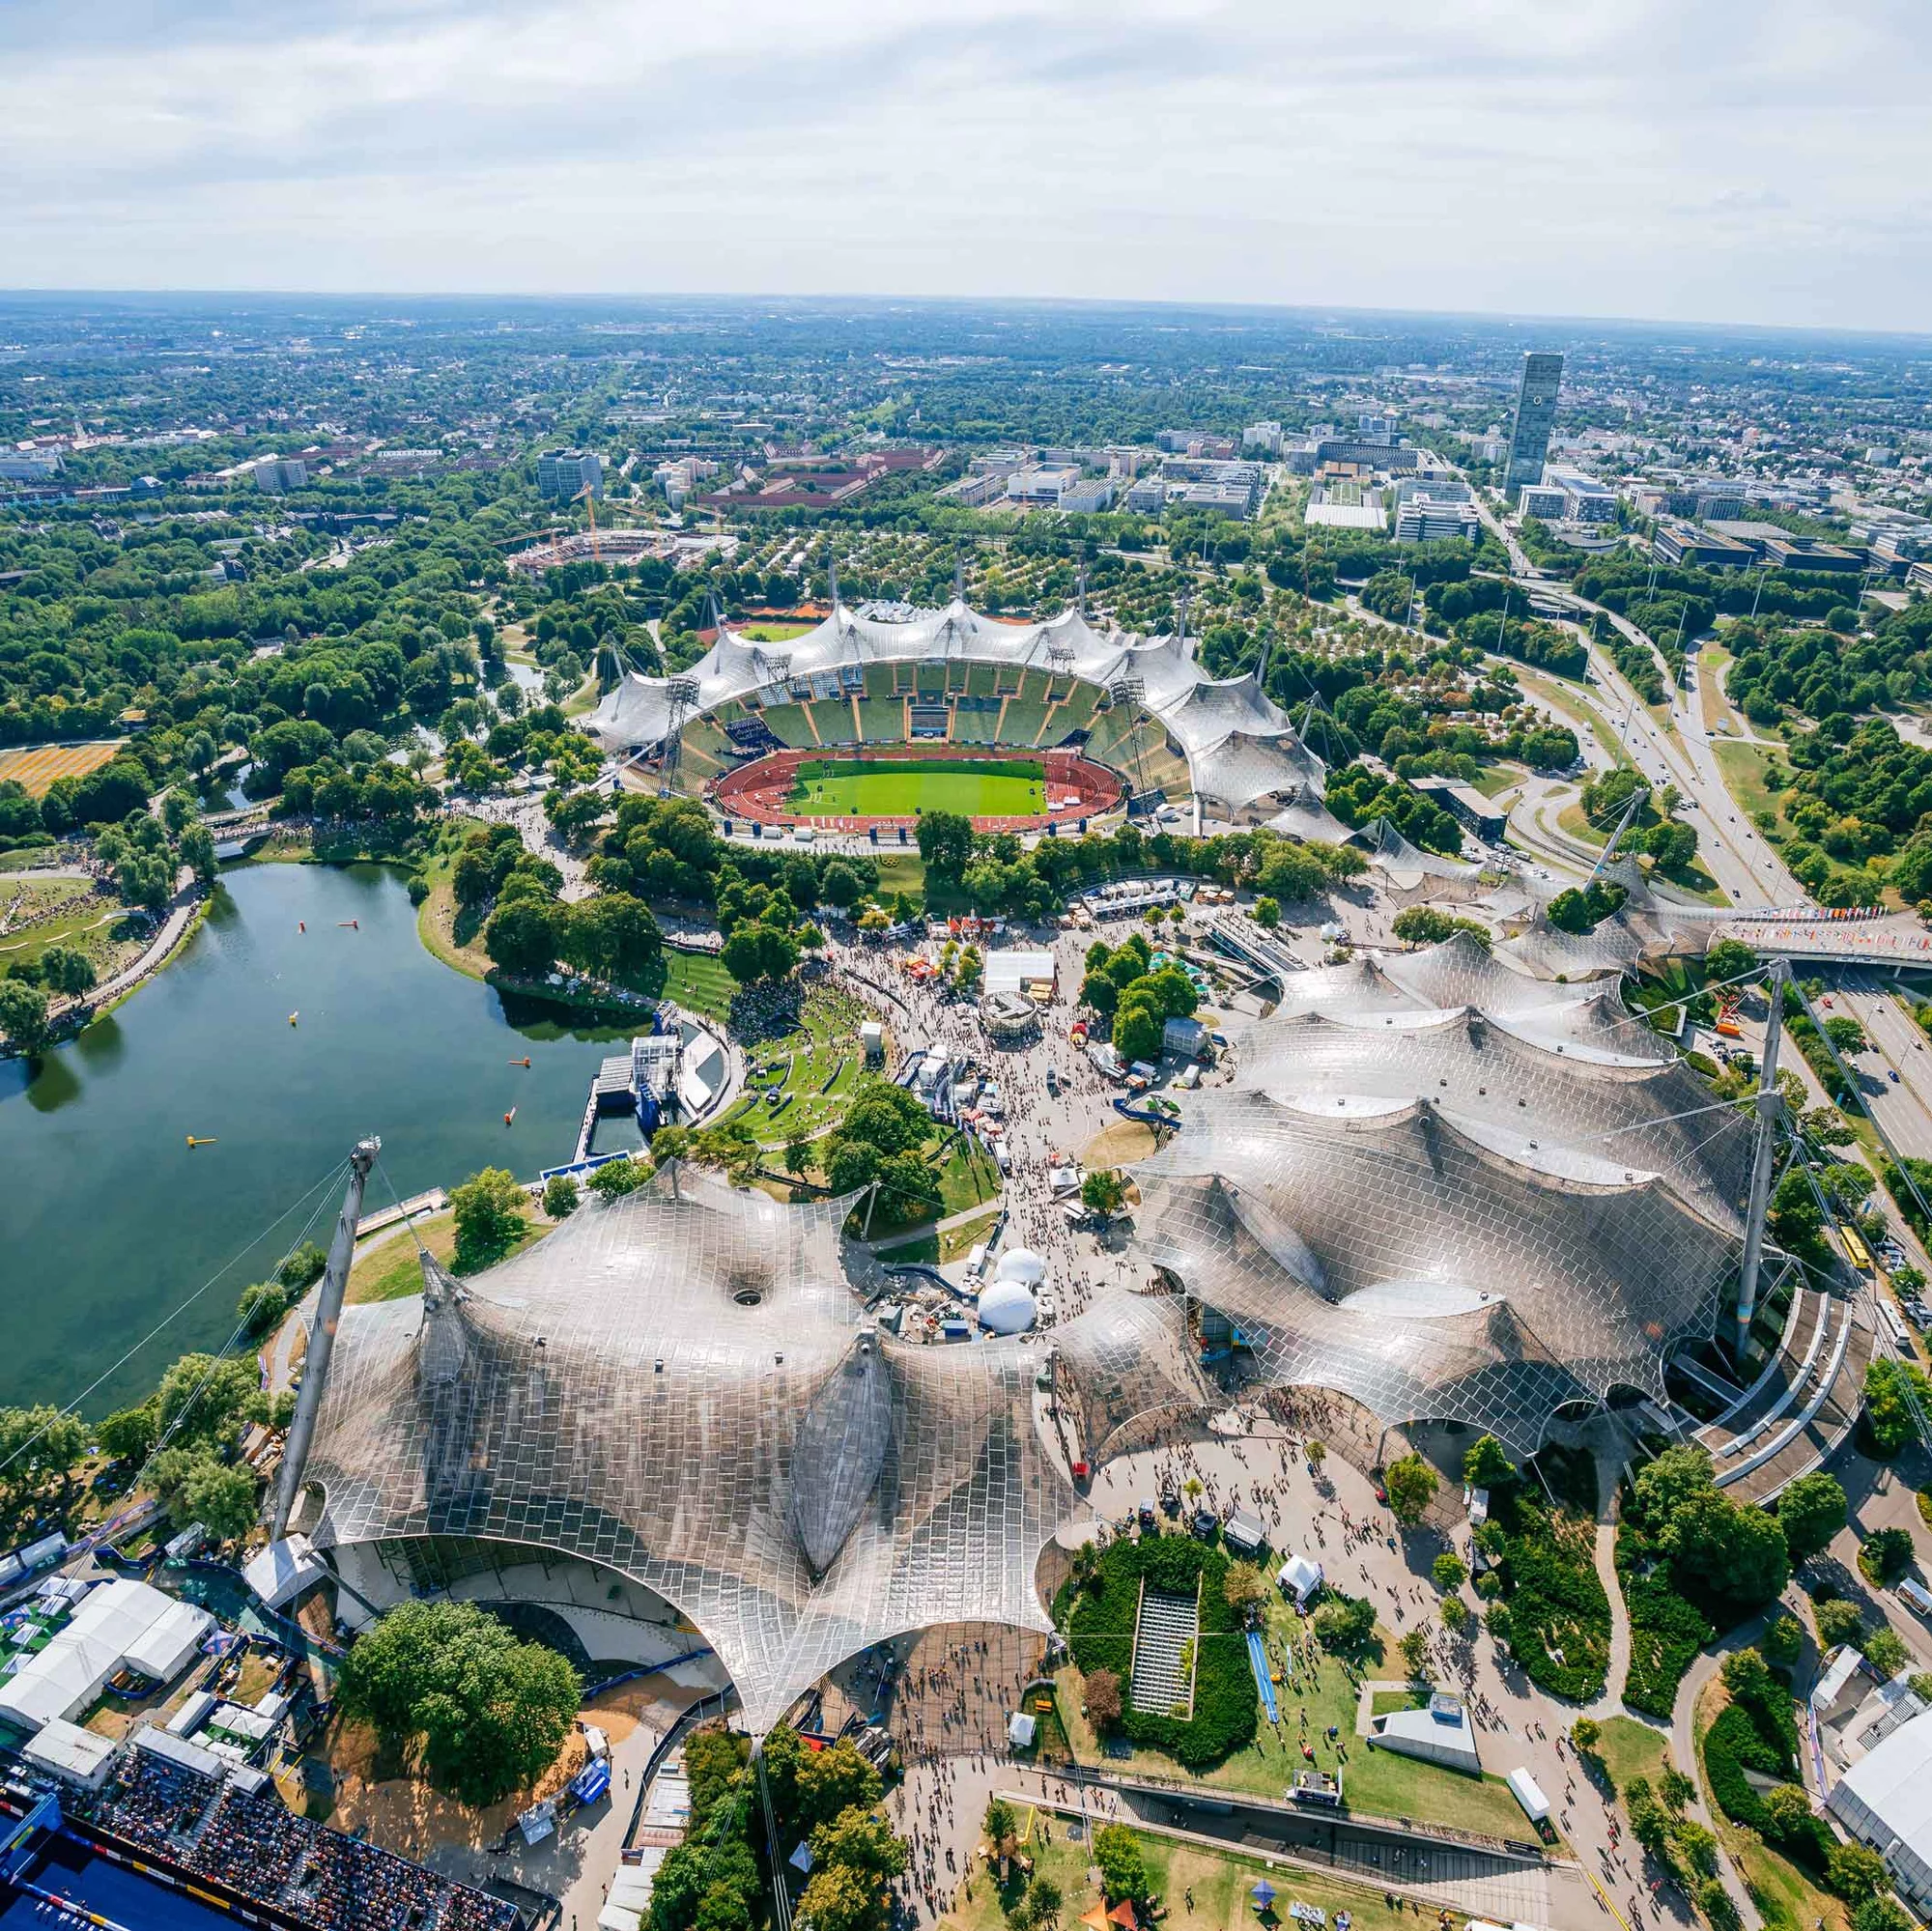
[
  {"xmin": 1858, "ymin": 1526, "xmax": 1914, "ymax": 1587},
  {"xmin": 1814, "ymin": 1598, "xmax": 1864, "ymax": 1649}
]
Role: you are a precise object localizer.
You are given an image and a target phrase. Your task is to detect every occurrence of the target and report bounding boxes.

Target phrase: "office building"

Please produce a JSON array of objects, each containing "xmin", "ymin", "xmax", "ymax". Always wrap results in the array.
[
  {"xmin": 1242, "ymin": 422, "xmax": 1283, "ymax": 455},
  {"xmin": 252, "ymin": 457, "xmax": 307, "ymax": 494},
  {"xmin": 1357, "ymin": 413, "xmax": 1398, "ymax": 441},
  {"xmin": 1395, "ymin": 493, "xmax": 1480, "ymax": 545},
  {"xmin": 1305, "ymin": 486, "xmax": 1386, "ymax": 532},
  {"xmin": 1653, "ymin": 522, "xmax": 1755, "ymax": 569},
  {"xmin": 1124, "ymin": 475, "xmax": 1170, "ymax": 513},
  {"xmin": 1504, "ymin": 353, "xmax": 1564, "ymax": 493},
  {"xmin": 0, "ymin": 447, "xmax": 64, "ymax": 480},
  {"xmin": 1005, "ymin": 465, "xmax": 1079, "ymax": 503},
  {"xmin": 1057, "ymin": 478, "xmax": 1115, "ymax": 514},
  {"xmin": 536, "ymin": 447, "xmax": 604, "ymax": 500},
  {"xmin": 1517, "ymin": 483, "xmax": 1568, "ymax": 522},
  {"xmin": 1544, "ymin": 468, "xmax": 1617, "ymax": 524}
]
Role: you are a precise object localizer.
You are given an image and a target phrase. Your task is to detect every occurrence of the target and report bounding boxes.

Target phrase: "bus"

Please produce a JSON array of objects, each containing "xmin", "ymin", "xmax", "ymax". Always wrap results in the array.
[{"xmin": 1839, "ymin": 1226, "xmax": 1873, "ymax": 1273}]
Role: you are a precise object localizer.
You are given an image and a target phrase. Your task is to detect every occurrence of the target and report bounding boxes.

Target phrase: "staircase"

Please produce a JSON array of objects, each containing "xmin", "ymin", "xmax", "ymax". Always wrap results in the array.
[{"xmin": 1130, "ymin": 1581, "xmax": 1200, "ymax": 1718}]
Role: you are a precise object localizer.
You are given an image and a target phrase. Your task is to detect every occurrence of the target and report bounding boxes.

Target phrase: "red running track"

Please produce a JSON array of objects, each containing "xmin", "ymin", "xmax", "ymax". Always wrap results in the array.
[{"xmin": 710, "ymin": 745, "xmax": 1124, "ymax": 833}]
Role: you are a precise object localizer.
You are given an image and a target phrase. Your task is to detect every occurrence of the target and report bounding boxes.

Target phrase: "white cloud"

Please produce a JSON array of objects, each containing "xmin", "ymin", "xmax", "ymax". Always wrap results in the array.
[{"xmin": 0, "ymin": 0, "xmax": 1926, "ymax": 329}]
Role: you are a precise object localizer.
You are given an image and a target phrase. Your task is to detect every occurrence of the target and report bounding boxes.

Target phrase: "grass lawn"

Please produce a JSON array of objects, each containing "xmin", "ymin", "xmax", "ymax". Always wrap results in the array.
[
  {"xmin": 1052, "ymin": 1595, "xmax": 1534, "ymax": 1841},
  {"xmin": 0, "ymin": 739, "xmax": 126, "ymax": 797},
  {"xmin": 346, "ymin": 1207, "xmax": 543, "ymax": 1304},
  {"xmin": 936, "ymin": 1135, "xmax": 1004, "ymax": 1215},
  {"xmin": 653, "ymin": 946, "xmax": 738, "ymax": 1022},
  {"xmin": 788, "ymin": 755, "xmax": 1045, "ymax": 819},
  {"xmin": 1590, "ymin": 1714, "xmax": 1668, "ymax": 1795},
  {"xmin": 1512, "ymin": 669, "xmax": 1635, "ymax": 772},
  {"xmin": 1711, "ymin": 739, "xmax": 1781, "ymax": 828},
  {"xmin": 726, "ymin": 982, "xmax": 872, "ymax": 1148},
  {"xmin": 938, "ymin": 1817, "xmax": 1406, "ymax": 1931},
  {"xmin": 1697, "ymin": 647, "xmax": 1740, "ymax": 737},
  {"xmin": 872, "ymin": 849, "xmax": 928, "ymax": 902},
  {"xmin": 737, "ymin": 621, "xmax": 817, "ymax": 643},
  {"xmin": 0, "ymin": 887, "xmax": 150, "ymax": 980},
  {"xmin": 940, "ymin": 1205, "xmax": 1002, "ymax": 1261}
]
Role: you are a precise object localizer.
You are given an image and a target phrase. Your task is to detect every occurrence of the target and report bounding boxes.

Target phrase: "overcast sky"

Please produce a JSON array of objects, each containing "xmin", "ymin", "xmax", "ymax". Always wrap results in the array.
[{"xmin": 1, "ymin": 0, "xmax": 1926, "ymax": 333}]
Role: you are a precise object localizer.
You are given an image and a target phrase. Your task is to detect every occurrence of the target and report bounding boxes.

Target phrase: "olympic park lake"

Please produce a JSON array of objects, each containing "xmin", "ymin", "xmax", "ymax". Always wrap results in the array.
[{"xmin": 0, "ymin": 861, "xmax": 634, "ymax": 1415}]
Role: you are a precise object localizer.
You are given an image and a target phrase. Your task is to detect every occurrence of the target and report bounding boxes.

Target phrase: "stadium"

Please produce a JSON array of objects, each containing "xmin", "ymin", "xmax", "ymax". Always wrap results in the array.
[{"xmin": 587, "ymin": 598, "xmax": 1328, "ymax": 830}]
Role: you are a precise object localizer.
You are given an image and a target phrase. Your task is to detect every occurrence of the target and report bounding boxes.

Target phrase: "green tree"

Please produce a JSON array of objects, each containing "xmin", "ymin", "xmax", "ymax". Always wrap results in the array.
[
  {"xmin": 1026, "ymin": 1876, "xmax": 1064, "ymax": 1931},
  {"xmin": 798, "ymin": 1862, "xmax": 886, "ymax": 1931},
  {"xmin": 1084, "ymin": 1666, "xmax": 1122, "ymax": 1730},
  {"xmin": 1863, "ymin": 1626, "xmax": 1909, "ymax": 1678},
  {"xmin": 0, "ymin": 1405, "xmax": 88, "ymax": 1509},
  {"xmin": 95, "ymin": 1404, "xmax": 158, "ymax": 1465},
  {"xmin": 1383, "ymin": 1452, "xmax": 1439, "ymax": 1525},
  {"xmin": 1696, "ymin": 1880, "xmax": 1741, "ymax": 1931},
  {"xmin": 483, "ymin": 895, "xmax": 560, "ymax": 977},
  {"xmin": 278, "ymin": 1241, "xmax": 327, "ymax": 1291},
  {"xmin": 38, "ymin": 944, "xmax": 96, "ymax": 996},
  {"xmin": 1462, "ymin": 1434, "xmax": 1519, "ymax": 1489},
  {"xmin": 794, "ymin": 1741, "xmax": 883, "ymax": 1833},
  {"xmin": 1433, "ymin": 1551, "xmax": 1468, "ymax": 1592},
  {"xmin": 153, "ymin": 1352, "xmax": 263, "ymax": 1452},
  {"xmin": 1571, "ymin": 1717, "xmax": 1601, "ymax": 1755},
  {"xmin": 1777, "ymin": 1470, "xmax": 1848, "ymax": 1561},
  {"xmin": 810, "ymin": 1806, "xmax": 908, "ymax": 1884},
  {"xmin": 1111, "ymin": 1001, "xmax": 1163, "ymax": 1065},
  {"xmin": 1223, "ymin": 1560, "xmax": 1268, "ymax": 1616},
  {"xmin": 336, "ymin": 1599, "xmax": 581, "ymax": 1806},
  {"xmin": 542, "ymin": 1174, "xmax": 581, "ymax": 1218},
  {"xmin": 1081, "ymin": 1169, "xmax": 1127, "ymax": 1221},
  {"xmin": 0, "ymin": 980, "xmax": 50, "ymax": 1055},
  {"xmin": 236, "ymin": 1279, "xmax": 292, "ymax": 1336},
  {"xmin": 1441, "ymin": 1595, "xmax": 1471, "ymax": 1633},
  {"xmin": 1761, "ymin": 1614, "xmax": 1803, "ymax": 1666},
  {"xmin": 915, "ymin": 810, "xmax": 975, "ymax": 882},
  {"xmin": 175, "ymin": 1456, "xmax": 260, "ymax": 1543},
  {"xmin": 1851, "ymin": 1900, "xmax": 1916, "ymax": 1931},
  {"xmin": 1825, "ymin": 1842, "xmax": 1892, "ymax": 1907},
  {"xmin": 587, "ymin": 1157, "xmax": 646, "ymax": 1201},
  {"xmin": 449, "ymin": 1166, "xmax": 528, "ymax": 1271},
  {"xmin": 1254, "ymin": 895, "xmax": 1281, "ymax": 929},
  {"xmin": 982, "ymin": 1797, "xmax": 1019, "ymax": 1860},
  {"xmin": 1702, "ymin": 938, "xmax": 1761, "ymax": 985},
  {"xmin": 179, "ymin": 823, "xmax": 217, "ymax": 883},
  {"xmin": 1861, "ymin": 1357, "xmax": 1930, "ymax": 1459},
  {"xmin": 1092, "ymin": 1824, "xmax": 1147, "ymax": 1906},
  {"xmin": 1858, "ymin": 1526, "xmax": 1914, "ymax": 1587},
  {"xmin": 1393, "ymin": 905, "xmax": 1455, "ymax": 947},
  {"xmin": 1815, "ymin": 1598, "xmax": 1865, "ymax": 1649},
  {"xmin": 1313, "ymin": 1592, "xmax": 1378, "ymax": 1654}
]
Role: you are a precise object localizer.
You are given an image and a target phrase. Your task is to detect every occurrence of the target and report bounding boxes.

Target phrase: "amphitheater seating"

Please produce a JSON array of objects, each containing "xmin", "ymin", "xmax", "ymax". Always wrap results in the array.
[
  {"xmin": 952, "ymin": 707, "xmax": 1003, "ymax": 746},
  {"xmin": 811, "ymin": 699, "xmax": 859, "ymax": 747},
  {"xmin": 1038, "ymin": 679, "xmax": 1102, "ymax": 745},
  {"xmin": 674, "ymin": 718, "xmax": 734, "ymax": 789},
  {"xmin": 1082, "ymin": 703, "xmax": 1140, "ymax": 766},
  {"xmin": 966, "ymin": 663, "xmax": 999, "ymax": 698},
  {"xmin": 756, "ymin": 702, "xmax": 816, "ymax": 749},
  {"xmin": 857, "ymin": 697, "xmax": 905, "ymax": 743},
  {"xmin": 997, "ymin": 697, "xmax": 1051, "ymax": 748},
  {"xmin": 863, "ymin": 663, "xmax": 898, "ymax": 699}
]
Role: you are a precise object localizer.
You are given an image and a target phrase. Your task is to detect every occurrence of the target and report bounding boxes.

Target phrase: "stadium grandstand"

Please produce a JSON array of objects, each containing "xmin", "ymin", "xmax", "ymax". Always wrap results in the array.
[{"xmin": 591, "ymin": 598, "xmax": 1325, "ymax": 826}]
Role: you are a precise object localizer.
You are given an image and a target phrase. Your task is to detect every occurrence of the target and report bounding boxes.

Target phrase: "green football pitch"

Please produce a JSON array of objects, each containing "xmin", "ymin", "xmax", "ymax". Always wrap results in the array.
[{"xmin": 785, "ymin": 755, "xmax": 1046, "ymax": 818}]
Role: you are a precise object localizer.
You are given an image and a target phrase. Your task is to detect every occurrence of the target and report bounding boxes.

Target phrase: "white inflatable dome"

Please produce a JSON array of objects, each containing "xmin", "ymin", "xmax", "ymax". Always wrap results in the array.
[
  {"xmin": 977, "ymin": 1277, "xmax": 1037, "ymax": 1335},
  {"xmin": 993, "ymin": 1248, "xmax": 1047, "ymax": 1287}
]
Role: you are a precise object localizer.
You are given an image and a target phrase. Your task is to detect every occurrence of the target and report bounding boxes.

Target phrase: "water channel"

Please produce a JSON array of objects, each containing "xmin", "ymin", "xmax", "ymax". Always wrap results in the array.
[{"xmin": 0, "ymin": 861, "xmax": 630, "ymax": 1415}]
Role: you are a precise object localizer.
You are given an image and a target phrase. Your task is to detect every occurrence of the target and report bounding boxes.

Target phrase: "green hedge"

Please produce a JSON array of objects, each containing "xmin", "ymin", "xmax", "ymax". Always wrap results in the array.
[
  {"xmin": 1489, "ymin": 1486, "xmax": 1610, "ymax": 1701},
  {"xmin": 1063, "ymin": 1534, "xmax": 1259, "ymax": 1770},
  {"xmin": 1617, "ymin": 1522, "xmax": 1714, "ymax": 1718}
]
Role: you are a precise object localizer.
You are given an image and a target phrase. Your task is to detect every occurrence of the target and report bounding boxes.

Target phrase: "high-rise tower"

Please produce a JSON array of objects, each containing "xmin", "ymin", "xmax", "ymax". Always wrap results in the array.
[{"xmin": 1504, "ymin": 352, "xmax": 1564, "ymax": 493}]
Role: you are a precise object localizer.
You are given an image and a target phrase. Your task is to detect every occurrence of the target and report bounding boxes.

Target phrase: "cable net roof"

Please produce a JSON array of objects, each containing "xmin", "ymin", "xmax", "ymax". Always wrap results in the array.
[
  {"xmin": 303, "ymin": 1167, "xmax": 1208, "ymax": 1730},
  {"xmin": 591, "ymin": 601, "xmax": 1323, "ymax": 811},
  {"xmin": 1137, "ymin": 937, "xmax": 1747, "ymax": 1450}
]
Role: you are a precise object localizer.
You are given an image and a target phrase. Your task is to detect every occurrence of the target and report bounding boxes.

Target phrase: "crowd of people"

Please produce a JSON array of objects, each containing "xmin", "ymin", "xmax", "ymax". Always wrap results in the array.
[{"xmin": 81, "ymin": 1754, "xmax": 521, "ymax": 1931}]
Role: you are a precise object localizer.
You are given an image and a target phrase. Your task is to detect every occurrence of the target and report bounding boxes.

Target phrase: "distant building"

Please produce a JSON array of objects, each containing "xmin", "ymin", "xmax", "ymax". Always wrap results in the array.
[
  {"xmin": 0, "ymin": 448, "xmax": 64, "ymax": 480},
  {"xmin": 1124, "ymin": 475, "xmax": 1170, "ymax": 514},
  {"xmin": 1057, "ymin": 477, "xmax": 1116, "ymax": 514},
  {"xmin": 1357, "ymin": 413, "xmax": 1398, "ymax": 441},
  {"xmin": 1313, "ymin": 437, "xmax": 1418, "ymax": 473},
  {"xmin": 1395, "ymin": 476, "xmax": 1470, "ymax": 504},
  {"xmin": 942, "ymin": 471, "xmax": 1008, "ymax": 508},
  {"xmin": 1544, "ymin": 468, "xmax": 1617, "ymax": 524},
  {"xmin": 1414, "ymin": 778, "xmax": 1507, "ymax": 839},
  {"xmin": 1760, "ymin": 535, "xmax": 1863, "ymax": 575},
  {"xmin": 1242, "ymin": 421, "xmax": 1283, "ymax": 455},
  {"xmin": 1305, "ymin": 486, "xmax": 1386, "ymax": 532},
  {"xmin": 253, "ymin": 457, "xmax": 307, "ymax": 494},
  {"xmin": 1503, "ymin": 353, "xmax": 1564, "ymax": 493},
  {"xmin": 537, "ymin": 447, "xmax": 604, "ymax": 500},
  {"xmin": 1005, "ymin": 466, "xmax": 1079, "ymax": 503},
  {"xmin": 1395, "ymin": 492, "xmax": 1479, "ymax": 544},
  {"xmin": 1653, "ymin": 522, "xmax": 1755, "ymax": 570}
]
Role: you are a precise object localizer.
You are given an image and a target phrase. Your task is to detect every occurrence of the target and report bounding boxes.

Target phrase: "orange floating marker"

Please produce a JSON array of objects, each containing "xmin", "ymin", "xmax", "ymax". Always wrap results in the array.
[
  {"xmin": 337, "ymin": 919, "xmax": 358, "ymax": 929},
  {"xmin": 503, "ymin": 1107, "xmax": 517, "ymax": 1126},
  {"xmin": 509, "ymin": 1057, "xmax": 531, "ymax": 1068},
  {"xmin": 298, "ymin": 921, "xmax": 306, "ymax": 932}
]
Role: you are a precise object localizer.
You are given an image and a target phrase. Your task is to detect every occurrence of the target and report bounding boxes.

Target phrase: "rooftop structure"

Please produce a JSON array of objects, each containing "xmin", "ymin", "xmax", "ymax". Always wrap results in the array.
[
  {"xmin": 589, "ymin": 600, "xmax": 1326, "ymax": 820},
  {"xmin": 1128, "ymin": 936, "xmax": 1753, "ymax": 1453},
  {"xmin": 1827, "ymin": 1708, "xmax": 1932, "ymax": 1913},
  {"xmin": 298, "ymin": 1166, "xmax": 1210, "ymax": 1731},
  {"xmin": 0, "ymin": 1577, "xmax": 213, "ymax": 1730}
]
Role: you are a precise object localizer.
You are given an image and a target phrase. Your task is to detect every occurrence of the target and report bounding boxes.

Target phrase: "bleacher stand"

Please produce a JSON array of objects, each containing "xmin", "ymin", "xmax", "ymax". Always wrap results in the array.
[
  {"xmin": 76, "ymin": 1752, "xmax": 519, "ymax": 1931},
  {"xmin": 856, "ymin": 698, "xmax": 904, "ymax": 742}
]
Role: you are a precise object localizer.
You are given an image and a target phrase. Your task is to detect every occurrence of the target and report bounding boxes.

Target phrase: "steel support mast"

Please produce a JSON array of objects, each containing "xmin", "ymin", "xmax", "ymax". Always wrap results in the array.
[
  {"xmin": 1733, "ymin": 959, "xmax": 1787, "ymax": 1359},
  {"xmin": 270, "ymin": 1138, "xmax": 379, "ymax": 1537}
]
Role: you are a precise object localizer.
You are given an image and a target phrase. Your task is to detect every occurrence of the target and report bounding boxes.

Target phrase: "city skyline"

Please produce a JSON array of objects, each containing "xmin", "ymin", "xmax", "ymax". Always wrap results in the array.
[{"xmin": 0, "ymin": 0, "xmax": 1927, "ymax": 332}]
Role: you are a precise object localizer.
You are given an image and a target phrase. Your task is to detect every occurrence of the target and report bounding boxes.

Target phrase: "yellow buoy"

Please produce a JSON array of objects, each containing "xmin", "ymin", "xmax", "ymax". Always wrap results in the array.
[
  {"xmin": 289, "ymin": 1012, "xmax": 298, "ymax": 1027},
  {"xmin": 185, "ymin": 1135, "xmax": 217, "ymax": 1149}
]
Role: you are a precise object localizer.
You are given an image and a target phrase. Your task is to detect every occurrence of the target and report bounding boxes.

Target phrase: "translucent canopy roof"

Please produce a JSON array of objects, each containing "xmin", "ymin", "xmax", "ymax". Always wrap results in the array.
[
  {"xmin": 589, "ymin": 600, "xmax": 1324, "ymax": 812},
  {"xmin": 1136, "ymin": 936, "xmax": 1748, "ymax": 1451},
  {"xmin": 302, "ymin": 1167, "xmax": 1210, "ymax": 1730}
]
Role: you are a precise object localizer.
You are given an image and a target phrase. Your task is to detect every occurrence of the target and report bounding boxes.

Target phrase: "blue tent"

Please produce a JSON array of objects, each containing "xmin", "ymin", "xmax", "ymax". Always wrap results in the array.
[
  {"xmin": 1251, "ymin": 1882, "xmax": 1277, "ymax": 1913},
  {"xmin": 570, "ymin": 1758, "xmax": 611, "ymax": 1807}
]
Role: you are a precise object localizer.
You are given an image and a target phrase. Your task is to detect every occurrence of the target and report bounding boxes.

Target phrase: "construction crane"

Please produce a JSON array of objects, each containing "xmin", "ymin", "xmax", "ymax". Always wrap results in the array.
[{"xmin": 575, "ymin": 483, "xmax": 602, "ymax": 563}]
